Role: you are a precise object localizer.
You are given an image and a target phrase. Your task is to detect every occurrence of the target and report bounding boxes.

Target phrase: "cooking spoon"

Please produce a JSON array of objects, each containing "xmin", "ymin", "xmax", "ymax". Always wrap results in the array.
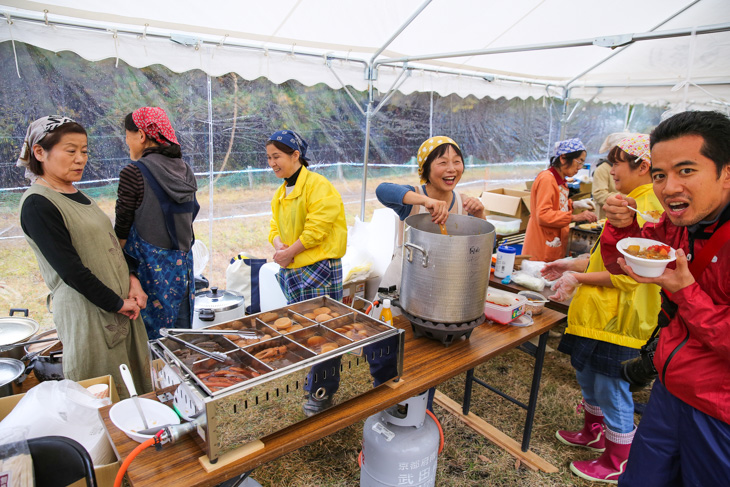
[
  {"xmin": 119, "ymin": 363, "xmax": 149, "ymax": 430},
  {"xmin": 163, "ymin": 328, "xmax": 257, "ymax": 338},
  {"xmin": 626, "ymin": 205, "xmax": 661, "ymax": 223},
  {"xmin": 438, "ymin": 223, "xmax": 448, "ymax": 235},
  {"xmin": 0, "ymin": 337, "xmax": 58, "ymax": 353}
]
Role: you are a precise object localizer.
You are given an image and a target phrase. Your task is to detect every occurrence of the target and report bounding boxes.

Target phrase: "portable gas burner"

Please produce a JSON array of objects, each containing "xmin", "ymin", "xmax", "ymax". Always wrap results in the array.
[{"xmin": 384, "ymin": 289, "xmax": 485, "ymax": 347}]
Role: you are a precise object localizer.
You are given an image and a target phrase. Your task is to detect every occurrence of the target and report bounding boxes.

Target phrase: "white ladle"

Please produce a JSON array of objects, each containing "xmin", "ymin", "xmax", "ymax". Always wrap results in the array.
[
  {"xmin": 627, "ymin": 205, "xmax": 661, "ymax": 223},
  {"xmin": 119, "ymin": 364, "xmax": 149, "ymax": 430}
]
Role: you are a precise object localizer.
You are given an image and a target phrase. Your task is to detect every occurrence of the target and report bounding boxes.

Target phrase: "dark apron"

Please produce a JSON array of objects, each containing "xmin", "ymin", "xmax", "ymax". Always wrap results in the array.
[{"xmin": 123, "ymin": 161, "xmax": 198, "ymax": 338}]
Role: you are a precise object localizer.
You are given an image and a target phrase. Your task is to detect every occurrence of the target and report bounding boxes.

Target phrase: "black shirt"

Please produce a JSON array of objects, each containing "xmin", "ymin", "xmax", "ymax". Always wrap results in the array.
[{"xmin": 21, "ymin": 192, "xmax": 125, "ymax": 312}]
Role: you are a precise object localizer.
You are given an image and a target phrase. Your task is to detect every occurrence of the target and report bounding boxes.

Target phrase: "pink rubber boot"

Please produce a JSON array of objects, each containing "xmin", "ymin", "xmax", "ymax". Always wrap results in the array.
[
  {"xmin": 569, "ymin": 426, "xmax": 634, "ymax": 484},
  {"xmin": 556, "ymin": 401, "xmax": 606, "ymax": 452}
]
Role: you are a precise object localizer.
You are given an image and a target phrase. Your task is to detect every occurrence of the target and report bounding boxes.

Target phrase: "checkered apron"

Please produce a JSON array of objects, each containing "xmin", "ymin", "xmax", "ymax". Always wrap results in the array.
[{"xmin": 276, "ymin": 258, "xmax": 343, "ymax": 304}]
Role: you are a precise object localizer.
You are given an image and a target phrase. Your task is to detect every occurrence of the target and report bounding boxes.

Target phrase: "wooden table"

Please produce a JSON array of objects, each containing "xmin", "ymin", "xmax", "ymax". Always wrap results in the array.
[
  {"xmin": 100, "ymin": 309, "xmax": 566, "ymax": 486},
  {"xmin": 489, "ymin": 273, "xmax": 570, "ymax": 314}
]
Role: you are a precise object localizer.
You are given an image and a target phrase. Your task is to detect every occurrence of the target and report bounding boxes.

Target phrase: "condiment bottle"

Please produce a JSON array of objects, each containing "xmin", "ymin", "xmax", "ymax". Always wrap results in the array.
[
  {"xmin": 494, "ymin": 245, "xmax": 517, "ymax": 278},
  {"xmin": 379, "ymin": 299, "xmax": 393, "ymax": 326}
]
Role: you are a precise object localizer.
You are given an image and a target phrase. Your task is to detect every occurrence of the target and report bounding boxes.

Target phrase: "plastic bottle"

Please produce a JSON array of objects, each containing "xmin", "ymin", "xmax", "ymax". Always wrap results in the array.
[
  {"xmin": 494, "ymin": 245, "xmax": 517, "ymax": 278},
  {"xmin": 379, "ymin": 299, "xmax": 393, "ymax": 326}
]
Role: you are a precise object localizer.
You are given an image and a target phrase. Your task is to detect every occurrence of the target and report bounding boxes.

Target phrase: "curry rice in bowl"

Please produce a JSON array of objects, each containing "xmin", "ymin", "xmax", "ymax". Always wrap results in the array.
[{"xmin": 617, "ymin": 237, "xmax": 676, "ymax": 278}]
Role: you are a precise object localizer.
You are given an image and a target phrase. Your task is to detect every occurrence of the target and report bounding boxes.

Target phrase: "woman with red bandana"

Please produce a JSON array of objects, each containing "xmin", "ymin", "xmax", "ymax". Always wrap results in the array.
[
  {"xmin": 115, "ymin": 107, "xmax": 199, "ymax": 338},
  {"xmin": 523, "ymin": 138, "xmax": 598, "ymax": 262}
]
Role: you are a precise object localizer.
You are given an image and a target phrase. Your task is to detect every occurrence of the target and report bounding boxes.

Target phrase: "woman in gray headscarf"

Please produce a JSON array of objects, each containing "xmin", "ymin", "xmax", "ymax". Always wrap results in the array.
[{"xmin": 16, "ymin": 116, "xmax": 151, "ymax": 399}]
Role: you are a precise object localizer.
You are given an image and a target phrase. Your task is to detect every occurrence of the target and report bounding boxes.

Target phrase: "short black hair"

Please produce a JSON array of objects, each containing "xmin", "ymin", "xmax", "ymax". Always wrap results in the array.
[
  {"xmin": 124, "ymin": 112, "xmax": 182, "ymax": 159},
  {"xmin": 28, "ymin": 122, "xmax": 87, "ymax": 176},
  {"xmin": 651, "ymin": 111, "xmax": 730, "ymax": 177},
  {"xmin": 420, "ymin": 143, "xmax": 463, "ymax": 184},
  {"xmin": 549, "ymin": 150, "xmax": 585, "ymax": 170},
  {"xmin": 265, "ymin": 140, "xmax": 309, "ymax": 167}
]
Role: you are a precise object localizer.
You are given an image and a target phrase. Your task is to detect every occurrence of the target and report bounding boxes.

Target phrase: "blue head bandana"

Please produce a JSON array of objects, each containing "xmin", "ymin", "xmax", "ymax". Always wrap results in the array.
[
  {"xmin": 268, "ymin": 130, "xmax": 309, "ymax": 162},
  {"xmin": 554, "ymin": 138, "xmax": 586, "ymax": 157}
]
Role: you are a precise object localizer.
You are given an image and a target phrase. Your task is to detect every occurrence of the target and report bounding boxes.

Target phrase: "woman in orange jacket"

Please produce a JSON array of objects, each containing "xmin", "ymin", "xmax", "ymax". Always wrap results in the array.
[{"xmin": 523, "ymin": 138, "xmax": 597, "ymax": 262}]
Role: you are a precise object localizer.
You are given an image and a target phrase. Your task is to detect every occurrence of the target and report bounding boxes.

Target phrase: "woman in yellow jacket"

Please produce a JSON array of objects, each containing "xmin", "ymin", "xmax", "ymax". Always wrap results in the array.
[
  {"xmin": 545, "ymin": 135, "xmax": 663, "ymax": 483},
  {"xmin": 266, "ymin": 129, "xmax": 347, "ymax": 416},
  {"xmin": 267, "ymin": 130, "xmax": 347, "ymax": 303},
  {"xmin": 523, "ymin": 138, "xmax": 597, "ymax": 262}
]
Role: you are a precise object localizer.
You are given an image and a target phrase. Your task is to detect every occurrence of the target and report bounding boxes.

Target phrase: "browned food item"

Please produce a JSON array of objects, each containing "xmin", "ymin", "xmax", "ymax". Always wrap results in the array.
[
  {"xmin": 319, "ymin": 342, "xmax": 339, "ymax": 354},
  {"xmin": 224, "ymin": 334, "xmax": 240, "ymax": 341},
  {"xmin": 313, "ymin": 307, "xmax": 332, "ymax": 315},
  {"xmin": 303, "ymin": 312, "xmax": 316, "ymax": 320},
  {"xmin": 307, "ymin": 335, "xmax": 327, "ymax": 347},
  {"xmin": 288, "ymin": 324, "xmax": 303, "ymax": 332},
  {"xmin": 254, "ymin": 345, "xmax": 288, "ymax": 362},
  {"xmin": 330, "ymin": 312, "xmax": 340, "ymax": 317},
  {"xmin": 228, "ymin": 320, "xmax": 245, "ymax": 329},
  {"xmin": 260, "ymin": 312, "xmax": 279, "ymax": 322},
  {"xmin": 340, "ymin": 324, "xmax": 354, "ymax": 331},
  {"xmin": 353, "ymin": 323, "xmax": 366, "ymax": 330},
  {"xmin": 333, "ymin": 327, "xmax": 348, "ymax": 334},
  {"xmin": 315, "ymin": 314, "xmax": 333, "ymax": 322},
  {"xmin": 273, "ymin": 317, "xmax": 292, "ymax": 330}
]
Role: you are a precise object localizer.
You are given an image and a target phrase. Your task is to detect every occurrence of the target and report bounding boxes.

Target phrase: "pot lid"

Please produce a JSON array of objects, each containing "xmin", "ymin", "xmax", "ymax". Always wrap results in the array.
[
  {"xmin": 0, "ymin": 317, "xmax": 40, "ymax": 346},
  {"xmin": 0, "ymin": 358, "xmax": 25, "ymax": 385},
  {"xmin": 194, "ymin": 287, "xmax": 245, "ymax": 312}
]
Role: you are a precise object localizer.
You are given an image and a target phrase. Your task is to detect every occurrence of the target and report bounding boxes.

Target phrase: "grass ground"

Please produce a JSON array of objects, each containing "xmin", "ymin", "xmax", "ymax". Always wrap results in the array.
[{"xmin": 0, "ymin": 165, "xmax": 652, "ymax": 486}]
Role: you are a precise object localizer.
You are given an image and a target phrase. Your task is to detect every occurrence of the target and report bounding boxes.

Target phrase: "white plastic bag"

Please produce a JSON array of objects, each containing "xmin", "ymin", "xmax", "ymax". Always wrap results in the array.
[
  {"xmin": 342, "ymin": 217, "xmax": 376, "ymax": 284},
  {"xmin": 0, "ymin": 380, "xmax": 114, "ymax": 465},
  {"xmin": 0, "ymin": 428, "xmax": 33, "ymax": 487}
]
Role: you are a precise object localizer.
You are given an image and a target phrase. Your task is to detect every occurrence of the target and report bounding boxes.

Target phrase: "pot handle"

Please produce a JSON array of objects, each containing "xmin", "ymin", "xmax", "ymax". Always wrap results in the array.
[
  {"xmin": 404, "ymin": 242, "xmax": 428, "ymax": 267},
  {"xmin": 198, "ymin": 309, "xmax": 215, "ymax": 321},
  {"xmin": 9, "ymin": 308, "xmax": 29, "ymax": 317}
]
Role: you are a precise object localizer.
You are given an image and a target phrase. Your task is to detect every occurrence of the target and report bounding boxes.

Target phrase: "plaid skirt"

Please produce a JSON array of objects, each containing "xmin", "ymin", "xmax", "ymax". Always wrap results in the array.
[
  {"xmin": 558, "ymin": 333, "xmax": 640, "ymax": 378},
  {"xmin": 276, "ymin": 258, "xmax": 343, "ymax": 304}
]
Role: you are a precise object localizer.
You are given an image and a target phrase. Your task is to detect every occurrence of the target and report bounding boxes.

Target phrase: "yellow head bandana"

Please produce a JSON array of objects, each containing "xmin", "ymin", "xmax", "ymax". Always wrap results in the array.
[{"xmin": 417, "ymin": 136, "xmax": 461, "ymax": 183}]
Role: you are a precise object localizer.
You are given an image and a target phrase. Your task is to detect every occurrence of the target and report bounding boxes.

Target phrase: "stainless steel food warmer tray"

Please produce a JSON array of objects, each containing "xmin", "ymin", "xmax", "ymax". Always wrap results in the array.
[{"xmin": 149, "ymin": 296, "xmax": 405, "ymax": 462}]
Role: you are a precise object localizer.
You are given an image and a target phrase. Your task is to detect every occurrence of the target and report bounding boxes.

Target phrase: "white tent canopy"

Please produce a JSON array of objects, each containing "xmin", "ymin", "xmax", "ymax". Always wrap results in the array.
[{"xmin": 2, "ymin": 0, "xmax": 730, "ymax": 108}]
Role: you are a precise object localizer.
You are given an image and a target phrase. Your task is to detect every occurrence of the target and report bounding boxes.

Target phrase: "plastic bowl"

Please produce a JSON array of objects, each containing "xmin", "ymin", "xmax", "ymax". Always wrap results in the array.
[
  {"xmin": 109, "ymin": 397, "xmax": 180, "ymax": 443},
  {"xmin": 617, "ymin": 237, "xmax": 676, "ymax": 278},
  {"xmin": 518, "ymin": 290, "xmax": 548, "ymax": 315}
]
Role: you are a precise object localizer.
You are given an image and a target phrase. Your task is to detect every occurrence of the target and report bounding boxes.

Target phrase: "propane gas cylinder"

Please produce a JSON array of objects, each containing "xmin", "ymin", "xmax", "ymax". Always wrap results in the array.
[{"xmin": 360, "ymin": 391, "xmax": 439, "ymax": 487}]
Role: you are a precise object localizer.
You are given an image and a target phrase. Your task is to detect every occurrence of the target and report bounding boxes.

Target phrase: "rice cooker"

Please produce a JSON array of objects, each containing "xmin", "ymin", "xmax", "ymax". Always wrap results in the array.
[{"xmin": 192, "ymin": 287, "xmax": 246, "ymax": 328}]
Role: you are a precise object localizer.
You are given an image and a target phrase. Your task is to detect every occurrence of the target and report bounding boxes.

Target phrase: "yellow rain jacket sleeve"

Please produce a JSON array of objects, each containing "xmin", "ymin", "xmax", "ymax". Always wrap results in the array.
[
  {"xmin": 566, "ymin": 184, "xmax": 663, "ymax": 348},
  {"xmin": 268, "ymin": 166, "xmax": 347, "ymax": 269}
]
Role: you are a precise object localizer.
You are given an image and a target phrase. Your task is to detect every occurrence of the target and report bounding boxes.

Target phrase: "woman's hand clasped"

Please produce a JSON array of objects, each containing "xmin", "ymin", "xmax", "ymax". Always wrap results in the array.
[
  {"xmin": 118, "ymin": 298, "xmax": 141, "ymax": 320},
  {"xmin": 128, "ymin": 274, "xmax": 147, "ymax": 309},
  {"xmin": 273, "ymin": 247, "xmax": 295, "ymax": 268}
]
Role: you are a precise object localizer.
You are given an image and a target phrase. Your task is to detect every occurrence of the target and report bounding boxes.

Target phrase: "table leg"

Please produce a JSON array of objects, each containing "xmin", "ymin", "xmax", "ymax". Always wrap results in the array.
[
  {"xmin": 521, "ymin": 331, "xmax": 548, "ymax": 452},
  {"xmin": 462, "ymin": 368, "xmax": 475, "ymax": 415}
]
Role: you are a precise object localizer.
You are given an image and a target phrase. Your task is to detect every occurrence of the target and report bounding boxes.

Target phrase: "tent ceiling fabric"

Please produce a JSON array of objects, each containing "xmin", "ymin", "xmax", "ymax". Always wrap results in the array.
[{"xmin": 1, "ymin": 0, "xmax": 730, "ymax": 107}]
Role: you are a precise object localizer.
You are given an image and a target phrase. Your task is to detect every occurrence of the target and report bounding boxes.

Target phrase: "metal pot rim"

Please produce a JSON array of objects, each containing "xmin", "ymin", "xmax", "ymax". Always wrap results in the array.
[{"xmin": 0, "ymin": 316, "xmax": 40, "ymax": 346}]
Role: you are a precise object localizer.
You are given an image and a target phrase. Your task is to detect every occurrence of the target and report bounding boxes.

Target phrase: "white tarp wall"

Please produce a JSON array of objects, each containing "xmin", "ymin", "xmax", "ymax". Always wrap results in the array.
[{"xmin": 2, "ymin": 0, "xmax": 730, "ymax": 108}]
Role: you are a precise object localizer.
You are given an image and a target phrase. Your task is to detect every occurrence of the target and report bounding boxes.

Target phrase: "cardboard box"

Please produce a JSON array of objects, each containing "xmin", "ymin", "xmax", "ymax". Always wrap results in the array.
[
  {"xmin": 342, "ymin": 279, "xmax": 366, "ymax": 309},
  {"xmin": 0, "ymin": 376, "xmax": 121, "ymax": 487},
  {"xmin": 480, "ymin": 188, "xmax": 532, "ymax": 232}
]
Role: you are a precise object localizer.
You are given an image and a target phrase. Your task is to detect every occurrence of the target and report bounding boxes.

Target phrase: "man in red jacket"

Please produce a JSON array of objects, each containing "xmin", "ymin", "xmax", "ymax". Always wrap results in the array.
[{"xmin": 600, "ymin": 110, "xmax": 730, "ymax": 486}]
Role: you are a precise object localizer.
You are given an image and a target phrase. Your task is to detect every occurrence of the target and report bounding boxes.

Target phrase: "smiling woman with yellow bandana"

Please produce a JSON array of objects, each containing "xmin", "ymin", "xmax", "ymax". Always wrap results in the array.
[{"xmin": 376, "ymin": 136, "xmax": 485, "ymax": 225}]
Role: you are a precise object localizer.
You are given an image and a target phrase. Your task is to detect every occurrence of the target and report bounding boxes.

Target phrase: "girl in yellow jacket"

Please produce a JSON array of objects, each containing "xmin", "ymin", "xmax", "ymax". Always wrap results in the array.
[
  {"xmin": 522, "ymin": 138, "xmax": 597, "ymax": 262},
  {"xmin": 267, "ymin": 130, "xmax": 347, "ymax": 303},
  {"xmin": 545, "ymin": 135, "xmax": 663, "ymax": 483}
]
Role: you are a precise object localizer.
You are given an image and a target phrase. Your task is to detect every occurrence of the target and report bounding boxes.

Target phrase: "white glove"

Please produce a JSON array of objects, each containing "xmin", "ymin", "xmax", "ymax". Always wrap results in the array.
[
  {"xmin": 573, "ymin": 199, "xmax": 595, "ymax": 210},
  {"xmin": 548, "ymin": 272, "xmax": 580, "ymax": 302}
]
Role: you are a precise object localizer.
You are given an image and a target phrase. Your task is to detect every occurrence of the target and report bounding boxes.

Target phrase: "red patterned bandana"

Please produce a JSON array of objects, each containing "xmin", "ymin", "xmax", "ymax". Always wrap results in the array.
[{"xmin": 132, "ymin": 107, "xmax": 179, "ymax": 146}]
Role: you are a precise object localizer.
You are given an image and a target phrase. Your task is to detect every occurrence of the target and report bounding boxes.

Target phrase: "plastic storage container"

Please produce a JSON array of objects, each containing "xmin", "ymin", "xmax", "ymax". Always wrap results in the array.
[
  {"xmin": 484, "ymin": 288, "xmax": 527, "ymax": 325},
  {"xmin": 485, "ymin": 215, "xmax": 521, "ymax": 236},
  {"xmin": 494, "ymin": 245, "xmax": 517, "ymax": 278},
  {"xmin": 518, "ymin": 290, "xmax": 548, "ymax": 315}
]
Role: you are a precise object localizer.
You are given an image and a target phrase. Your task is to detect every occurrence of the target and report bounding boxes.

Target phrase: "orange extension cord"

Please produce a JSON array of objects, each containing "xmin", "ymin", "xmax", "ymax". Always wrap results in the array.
[
  {"xmin": 113, "ymin": 431, "xmax": 164, "ymax": 487},
  {"xmin": 358, "ymin": 409, "xmax": 444, "ymax": 467}
]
